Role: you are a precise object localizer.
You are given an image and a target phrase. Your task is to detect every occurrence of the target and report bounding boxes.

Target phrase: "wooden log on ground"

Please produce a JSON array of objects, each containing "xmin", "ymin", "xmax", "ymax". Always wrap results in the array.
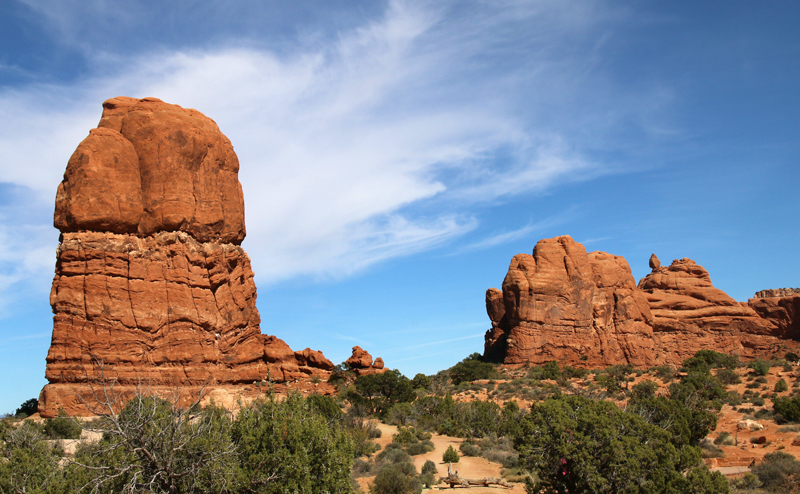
[{"xmin": 439, "ymin": 463, "xmax": 513, "ymax": 489}]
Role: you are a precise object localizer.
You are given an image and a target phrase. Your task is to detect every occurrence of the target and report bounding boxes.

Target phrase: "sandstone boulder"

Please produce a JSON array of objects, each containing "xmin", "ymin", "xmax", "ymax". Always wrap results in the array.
[
  {"xmin": 40, "ymin": 97, "xmax": 333, "ymax": 417},
  {"xmin": 345, "ymin": 346, "xmax": 387, "ymax": 376}
]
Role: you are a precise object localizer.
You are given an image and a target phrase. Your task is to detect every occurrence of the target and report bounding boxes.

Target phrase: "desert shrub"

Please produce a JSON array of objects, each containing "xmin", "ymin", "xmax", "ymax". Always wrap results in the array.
[
  {"xmin": 699, "ymin": 438, "xmax": 725, "ymax": 458},
  {"xmin": 649, "ymin": 365, "xmax": 676, "ymax": 381},
  {"xmin": 751, "ymin": 451, "xmax": 800, "ymax": 492},
  {"xmin": 478, "ymin": 437, "xmax": 519, "ymax": 468},
  {"xmin": 232, "ymin": 394, "xmax": 354, "ymax": 494},
  {"xmin": 442, "ymin": 445, "xmax": 459, "ymax": 463},
  {"xmin": 749, "ymin": 359, "xmax": 770, "ymax": 377},
  {"xmin": 405, "ymin": 441, "xmax": 434, "ymax": 456},
  {"xmin": 421, "ymin": 460, "xmax": 437, "ymax": 476},
  {"xmin": 306, "ymin": 393, "xmax": 343, "ymax": 421},
  {"xmin": 716, "ymin": 368, "xmax": 741, "ymax": 385},
  {"xmin": 0, "ymin": 421, "xmax": 64, "ymax": 493},
  {"xmin": 631, "ymin": 379, "xmax": 658, "ymax": 400},
  {"xmin": 72, "ymin": 396, "xmax": 238, "ymax": 494},
  {"xmin": 751, "ymin": 397, "xmax": 766, "ymax": 407},
  {"xmin": 370, "ymin": 462, "xmax": 421, "ymax": 494},
  {"xmin": 773, "ymin": 395, "xmax": 800, "ymax": 422},
  {"xmin": 43, "ymin": 409, "xmax": 82, "ymax": 440},
  {"xmin": 730, "ymin": 472, "xmax": 762, "ymax": 490},
  {"xmin": 755, "ymin": 376, "xmax": 769, "ymax": 384},
  {"xmin": 411, "ymin": 373, "xmax": 431, "ymax": 390},
  {"xmin": 714, "ymin": 431, "xmax": 735, "ymax": 446},
  {"xmin": 517, "ymin": 395, "xmax": 727, "ymax": 493},
  {"xmin": 460, "ymin": 441, "xmax": 480, "ymax": 457},
  {"xmin": 685, "ymin": 350, "xmax": 739, "ymax": 370},
  {"xmin": 14, "ymin": 398, "xmax": 38, "ymax": 418},
  {"xmin": 785, "ymin": 352, "xmax": 799, "ymax": 362},
  {"xmin": 527, "ymin": 361, "xmax": 562, "ymax": 382},
  {"xmin": 450, "ymin": 354, "xmax": 498, "ymax": 385},
  {"xmin": 352, "ymin": 370, "xmax": 415, "ymax": 417},
  {"xmin": 386, "ymin": 402, "xmax": 414, "ymax": 426},
  {"xmin": 561, "ymin": 365, "xmax": 589, "ymax": 380},
  {"xmin": 777, "ymin": 425, "xmax": 800, "ymax": 433},
  {"xmin": 724, "ymin": 391, "xmax": 743, "ymax": 406},
  {"xmin": 746, "ymin": 382, "xmax": 760, "ymax": 389},
  {"xmin": 376, "ymin": 445, "xmax": 412, "ymax": 466},
  {"xmin": 775, "ymin": 378, "xmax": 789, "ymax": 393}
]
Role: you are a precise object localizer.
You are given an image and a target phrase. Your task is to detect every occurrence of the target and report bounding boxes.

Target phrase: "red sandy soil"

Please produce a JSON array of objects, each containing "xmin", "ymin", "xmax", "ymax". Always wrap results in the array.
[{"xmin": 357, "ymin": 422, "xmax": 523, "ymax": 493}]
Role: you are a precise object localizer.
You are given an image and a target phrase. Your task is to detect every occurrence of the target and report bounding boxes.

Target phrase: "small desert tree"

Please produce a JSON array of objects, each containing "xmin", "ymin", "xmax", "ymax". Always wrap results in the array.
[
  {"xmin": 70, "ymin": 393, "xmax": 238, "ymax": 494},
  {"xmin": 442, "ymin": 445, "xmax": 459, "ymax": 463}
]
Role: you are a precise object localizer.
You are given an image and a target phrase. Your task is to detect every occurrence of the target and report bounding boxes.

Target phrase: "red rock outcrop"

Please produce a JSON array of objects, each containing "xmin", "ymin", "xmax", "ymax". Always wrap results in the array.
[
  {"xmin": 748, "ymin": 288, "xmax": 800, "ymax": 340},
  {"xmin": 40, "ymin": 97, "xmax": 333, "ymax": 417},
  {"xmin": 345, "ymin": 346, "xmax": 387, "ymax": 376},
  {"xmin": 485, "ymin": 236, "xmax": 800, "ymax": 367},
  {"xmin": 484, "ymin": 236, "xmax": 657, "ymax": 367},
  {"xmin": 639, "ymin": 258, "xmax": 792, "ymax": 361}
]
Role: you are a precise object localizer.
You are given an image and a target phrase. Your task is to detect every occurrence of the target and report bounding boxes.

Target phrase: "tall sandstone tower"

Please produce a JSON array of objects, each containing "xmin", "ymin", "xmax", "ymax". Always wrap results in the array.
[{"xmin": 40, "ymin": 97, "xmax": 332, "ymax": 417}]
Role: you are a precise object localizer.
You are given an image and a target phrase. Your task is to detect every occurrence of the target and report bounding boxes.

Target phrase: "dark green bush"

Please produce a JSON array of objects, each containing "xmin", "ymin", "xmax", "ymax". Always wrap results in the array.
[
  {"xmin": 773, "ymin": 395, "xmax": 800, "ymax": 422},
  {"xmin": 14, "ymin": 398, "xmax": 38, "ymax": 418},
  {"xmin": 715, "ymin": 368, "xmax": 741, "ymax": 385},
  {"xmin": 751, "ymin": 397, "xmax": 766, "ymax": 407},
  {"xmin": 749, "ymin": 359, "xmax": 770, "ymax": 376},
  {"xmin": 43, "ymin": 410, "xmax": 82, "ymax": 440},
  {"xmin": 370, "ymin": 462, "xmax": 421, "ymax": 494},
  {"xmin": 775, "ymin": 378, "xmax": 789, "ymax": 393},
  {"xmin": 411, "ymin": 373, "xmax": 431, "ymax": 390},
  {"xmin": 517, "ymin": 395, "xmax": 727, "ymax": 493},
  {"xmin": 442, "ymin": 445, "xmax": 459, "ymax": 463},
  {"xmin": 755, "ymin": 376, "xmax": 769, "ymax": 384},
  {"xmin": 631, "ymin": 379, "xmax": 658, "ymax": 400},
  {"xmin": 450, "ymin": 354, "xmax": 498, "ymax": 385}
]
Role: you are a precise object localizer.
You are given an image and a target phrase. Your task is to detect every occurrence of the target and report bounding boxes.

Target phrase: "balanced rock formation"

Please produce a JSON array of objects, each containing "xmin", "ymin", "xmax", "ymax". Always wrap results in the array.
[
  {"xmin": 40, "ymin": 97, "xmax": 333, "ymax": 417},
  {"xmin": 345, "ymin": 346, "xmax": 387, "ymax": 376},
  {"xmin": 484, "ymin": 236, "xmax": 657, "ymax": 367},
  {"xmin": 485, "ymin": 236, "xmax": 800, "ymax": 367},
  {"xmin": 639, "ymin": 258, "xmax": 788, "ymax": 361},
  {"xmin": 748, "ymin": 288, "xmax": 800, "ymax": 340}
]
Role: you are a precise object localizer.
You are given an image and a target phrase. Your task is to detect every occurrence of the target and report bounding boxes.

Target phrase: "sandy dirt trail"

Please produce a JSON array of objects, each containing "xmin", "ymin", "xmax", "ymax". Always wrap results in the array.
[{"xmin": 358, "ymin": 422, "xmax": 524, "ymax": 493}]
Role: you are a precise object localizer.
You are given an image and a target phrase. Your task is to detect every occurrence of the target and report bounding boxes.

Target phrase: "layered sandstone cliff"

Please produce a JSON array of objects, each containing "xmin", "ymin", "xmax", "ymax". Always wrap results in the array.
[
  {"xmin": 485, "ymin": 236, "xmax": 799, "ymax": 366},
  {"xmin": 639, "ymin": 258, "xmax": 788, "ymax": 362},
  {"xmin": 748, "ymin": 288, "xmax": 800, "ymax": 341},
  {"xmin": 40, "ymin": 97, "xmax": 333, "ymax": 417}
]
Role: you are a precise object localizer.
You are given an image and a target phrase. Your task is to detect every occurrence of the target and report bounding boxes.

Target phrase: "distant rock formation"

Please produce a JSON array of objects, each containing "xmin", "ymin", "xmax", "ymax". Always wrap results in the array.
[
  {"xmin": 484, "ymin": 236, "xmax": 657, "ymax": 367},
  {"xmin": 639, "ymin": 258, "xmax": 787, "ymax": 361},
  {"xmin": 40, "ymin": 97, "xmax": 334, "ymax": 417},
  {"xmin": 485, "ymin": 236, "xmax": 800, "ymax": 366},
  {"xmin": 748, "ymin": 288, "xmax": 800, "ymax": 340},
  {"xmin": 345, "ymin": 346, "xmax": 387, "ymax": 376}
]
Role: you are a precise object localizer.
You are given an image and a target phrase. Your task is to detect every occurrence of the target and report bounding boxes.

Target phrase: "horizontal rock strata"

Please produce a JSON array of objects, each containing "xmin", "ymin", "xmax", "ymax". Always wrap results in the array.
[
  {"xmin": 40, "ymin": 97, "xmax": 334, "ymax": 417},
  {"xmin": 485, "ymin": 236, "xmax": 800, "ymax": 367}
]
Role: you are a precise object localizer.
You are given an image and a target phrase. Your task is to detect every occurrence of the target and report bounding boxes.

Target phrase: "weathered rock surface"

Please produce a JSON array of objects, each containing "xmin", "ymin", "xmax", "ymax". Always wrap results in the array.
[
  {"xmin": 40, "ymin": 97, "xmax": 334, "ymax": 417},
  {"xmin": 484, "ymin": 236, "xmax": 657, "ymax": 367},
  {"xmin": 345, "ymin": 346, "xmax": 387, "ymax": 376},
  {"xmin": 639, "ymin": 258, "xmax": 792, "ymax": 361},
  {"xmin": 485, "ymin": 236, "xmax": 800, "ymax": 367},
  {"xmin": 748, "ymin": 289, "xmax": 800, "ymax": 340}
]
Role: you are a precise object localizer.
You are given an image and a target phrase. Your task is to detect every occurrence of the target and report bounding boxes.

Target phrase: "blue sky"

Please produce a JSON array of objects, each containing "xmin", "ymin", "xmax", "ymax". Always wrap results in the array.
[{"xmin": 1, "ymin": 0, "xmax": 799, "ymax": 414}]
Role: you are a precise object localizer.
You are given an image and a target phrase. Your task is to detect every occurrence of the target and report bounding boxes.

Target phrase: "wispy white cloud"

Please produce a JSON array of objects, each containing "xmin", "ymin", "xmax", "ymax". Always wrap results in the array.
[{"xmin": 0, "ymin": 0, "xmax": 667, "ymax": 298}]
